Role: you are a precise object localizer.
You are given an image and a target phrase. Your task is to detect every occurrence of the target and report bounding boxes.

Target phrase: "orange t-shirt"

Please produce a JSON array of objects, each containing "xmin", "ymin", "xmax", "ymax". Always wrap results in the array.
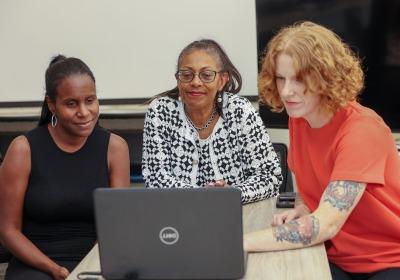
[{"xmin": 288, "ymin": 101, "xmax": 400, "ymax": 273}]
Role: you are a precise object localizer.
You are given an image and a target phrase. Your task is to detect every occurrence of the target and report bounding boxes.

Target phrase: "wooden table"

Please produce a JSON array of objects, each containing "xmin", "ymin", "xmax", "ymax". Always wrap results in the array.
[{"xmin": 67, "ymin": 197, "xmax": 331, "ymax": 280}]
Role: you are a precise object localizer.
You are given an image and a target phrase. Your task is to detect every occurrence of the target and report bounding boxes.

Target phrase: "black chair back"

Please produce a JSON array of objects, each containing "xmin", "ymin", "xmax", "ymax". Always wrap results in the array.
[{"xmin": 272, "ymin": 142, "xmax": 293, "ymax": 193}]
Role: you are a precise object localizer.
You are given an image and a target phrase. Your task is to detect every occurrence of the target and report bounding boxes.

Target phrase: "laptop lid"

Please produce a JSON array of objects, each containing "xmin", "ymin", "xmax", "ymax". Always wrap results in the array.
[{"xmin": 94, "ymin": 187, "xmax": 245, "ymax": 280}]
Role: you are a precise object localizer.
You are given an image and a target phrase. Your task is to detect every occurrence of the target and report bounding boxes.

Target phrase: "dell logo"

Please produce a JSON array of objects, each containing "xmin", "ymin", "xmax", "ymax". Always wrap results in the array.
[{"xmin": 159, "ymin": 227, "xmax": 179, "ymax": 245}]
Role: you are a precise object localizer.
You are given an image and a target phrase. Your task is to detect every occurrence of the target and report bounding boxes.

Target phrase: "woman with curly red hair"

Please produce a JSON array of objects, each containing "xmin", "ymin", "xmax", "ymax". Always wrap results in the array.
[{"xmin": 244, "ymin": 21, "xmax": 400, "ymax": 279}]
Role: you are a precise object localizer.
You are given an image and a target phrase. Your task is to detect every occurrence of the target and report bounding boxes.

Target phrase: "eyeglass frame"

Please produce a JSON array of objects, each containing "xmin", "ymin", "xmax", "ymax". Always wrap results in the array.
[{"xmin": 175, "ymin": 69, "xmax": 224, "ymax": 83}]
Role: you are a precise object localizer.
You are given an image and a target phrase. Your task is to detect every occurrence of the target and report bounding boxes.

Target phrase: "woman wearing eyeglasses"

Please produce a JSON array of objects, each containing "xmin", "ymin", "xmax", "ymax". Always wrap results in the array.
[{"xmin": 142, "ymin": 39, "xmax": 282, "ymax": 204}]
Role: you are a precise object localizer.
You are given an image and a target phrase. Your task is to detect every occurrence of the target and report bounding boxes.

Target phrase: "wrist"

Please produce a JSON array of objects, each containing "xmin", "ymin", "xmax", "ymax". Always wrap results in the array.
[
  {"xmin": 45, "ymin": 261, "xmax": 61, "ymax": 276},
  {"xmin": 243, "ymin": 233, "xmax": 257, "ymax": 252},
  {"xmin": 295, "ymin": 203, "xmax": 310, "ymax": 216}
]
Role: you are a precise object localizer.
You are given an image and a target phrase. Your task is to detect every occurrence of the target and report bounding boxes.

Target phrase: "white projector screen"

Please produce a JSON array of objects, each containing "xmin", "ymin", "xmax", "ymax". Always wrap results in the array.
[{"xmin": 0, "ymin": 0, "xmax": 258, "ymax": 103}]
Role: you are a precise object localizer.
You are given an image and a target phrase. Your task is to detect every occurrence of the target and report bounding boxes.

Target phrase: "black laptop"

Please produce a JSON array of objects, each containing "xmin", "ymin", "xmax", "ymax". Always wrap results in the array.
[{"xmin": 94, "ymin": 187, "xmax": 245, "ymax": 280}]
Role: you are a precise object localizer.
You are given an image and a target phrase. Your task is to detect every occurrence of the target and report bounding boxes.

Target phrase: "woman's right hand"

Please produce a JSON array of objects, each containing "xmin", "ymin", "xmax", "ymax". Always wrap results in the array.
[
  {"xmin": 272, "ymin": 203, "xmax": 310, "ymax": 226},
  {"xmin": 206, "ymin": 179, "xmax": 226, "ymax": 187},
  {"xmin": 51, "ymin": 265, "xmax": 70, "ymax": 280}
]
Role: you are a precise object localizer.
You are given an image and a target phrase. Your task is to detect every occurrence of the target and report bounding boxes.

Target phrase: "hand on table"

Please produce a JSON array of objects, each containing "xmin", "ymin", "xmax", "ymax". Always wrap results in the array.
[
  {"xmin": 206, "ymin": 179, "xmax": 226, "ymax": 187},
  {"xmin": 272, "ymin": 203, "xmax": 310, "ymax": 226}
]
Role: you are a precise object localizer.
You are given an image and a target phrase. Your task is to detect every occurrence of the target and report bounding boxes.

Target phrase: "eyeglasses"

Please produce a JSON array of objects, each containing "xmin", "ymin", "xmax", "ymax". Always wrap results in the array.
[{"xmin": 175, "ymin": 70, "xmax": 221, "ymax": 83}]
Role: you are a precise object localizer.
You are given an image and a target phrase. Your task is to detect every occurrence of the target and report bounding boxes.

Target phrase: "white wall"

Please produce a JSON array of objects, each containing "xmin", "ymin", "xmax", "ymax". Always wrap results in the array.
[{"xmin": 0, "ymin": 0, "xmax": 258, "ymax": 103}]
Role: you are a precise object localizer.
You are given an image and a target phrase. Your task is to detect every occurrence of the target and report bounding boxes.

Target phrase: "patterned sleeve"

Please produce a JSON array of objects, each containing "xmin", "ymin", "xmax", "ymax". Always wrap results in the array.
[
  {"xmin": 234, "ymin": 101, "xmax": 282, "ymax": 203},
  {"xmin": 142, "ymin": 99, "xmax": 193, "ymax": 189}
]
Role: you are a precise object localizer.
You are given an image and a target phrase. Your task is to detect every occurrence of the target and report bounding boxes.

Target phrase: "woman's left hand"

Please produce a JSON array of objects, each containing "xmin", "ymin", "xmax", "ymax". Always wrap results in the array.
[
  {"xmin": 51, "ymin": 265, "xmax": 70, "ymax": 280},
  {"xmin": 206, "ymin": 180, "xmax": 226, "ymax": 187}
]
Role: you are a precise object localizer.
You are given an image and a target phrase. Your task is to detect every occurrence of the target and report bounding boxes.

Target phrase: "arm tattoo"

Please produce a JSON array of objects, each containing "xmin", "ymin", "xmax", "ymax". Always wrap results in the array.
[
  {"xmin": 273, "ymin": 216, "xmax": 320, "ymax": 245},
  {"xmin": 323, "ymin": 181, "xmax": 362, "ymax": 211}
]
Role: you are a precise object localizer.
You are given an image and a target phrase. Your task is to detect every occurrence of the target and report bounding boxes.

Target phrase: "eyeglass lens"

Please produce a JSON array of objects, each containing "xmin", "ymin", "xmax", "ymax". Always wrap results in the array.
[{"xmin": 177, "ymin": 70, "xmax": 217, "ymax": 83}]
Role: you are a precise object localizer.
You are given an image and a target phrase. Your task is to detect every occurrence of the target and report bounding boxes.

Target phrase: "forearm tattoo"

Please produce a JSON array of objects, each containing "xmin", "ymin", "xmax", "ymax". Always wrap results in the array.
[
  {"xmin": 323, "ymin": 181, "xmax": 362, "ymax": 211},
  {"xmin": 273, "ymin": 216, "xmax": 320, "ymax": 245}
]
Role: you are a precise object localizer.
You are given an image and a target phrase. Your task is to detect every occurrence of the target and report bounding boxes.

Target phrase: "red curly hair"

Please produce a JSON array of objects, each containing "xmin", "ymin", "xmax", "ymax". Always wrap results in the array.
[{"xmin": 259, "ymin": 21, "xmax": 364, "ymax": 113}]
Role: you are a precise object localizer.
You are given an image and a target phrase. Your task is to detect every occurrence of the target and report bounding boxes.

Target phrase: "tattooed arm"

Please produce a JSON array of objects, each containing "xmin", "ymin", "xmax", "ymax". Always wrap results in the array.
[{"xmin": 244, "ymin": 180, "xmax": 366, "ymax": 252}]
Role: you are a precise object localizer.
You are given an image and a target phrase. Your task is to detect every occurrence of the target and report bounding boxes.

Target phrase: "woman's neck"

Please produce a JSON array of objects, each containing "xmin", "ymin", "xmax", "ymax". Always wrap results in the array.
[
  {"xmin": 47, "ymin": 124, "xmax": 88, "ymax": 153},
  {"xmin": 185, "ymin": 104, "xmax": 215, "ymax": 127},
  {"xmin": 305, "ymin": 109, "xmax": 334, "ymax": 129}
]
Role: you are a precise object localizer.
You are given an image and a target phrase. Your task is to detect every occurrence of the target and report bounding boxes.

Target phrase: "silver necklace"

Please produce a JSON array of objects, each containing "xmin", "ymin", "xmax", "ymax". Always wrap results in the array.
[{"xmin": 185, "ymin": 105, "xmax": 217, "ymax": 131}]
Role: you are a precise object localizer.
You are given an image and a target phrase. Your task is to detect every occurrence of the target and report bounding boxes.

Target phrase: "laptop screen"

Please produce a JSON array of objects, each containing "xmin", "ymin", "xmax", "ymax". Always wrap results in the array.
[{"xmin": 94, "ymin": 187, "xmax": 245, "ymax": 280}]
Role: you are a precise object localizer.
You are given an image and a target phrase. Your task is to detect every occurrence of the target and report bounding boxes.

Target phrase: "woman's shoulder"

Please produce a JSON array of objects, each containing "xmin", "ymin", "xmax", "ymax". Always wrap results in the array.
[
  {"xmin": 149, "ymin": 96, "xmax": 179, "ymax": 108},
  {"xmin": 224, "ymin": 93, "xmax": 256, "ymax": 116},
  {"xmin": 342, "ymin": 102, "xmax": 390, "ymax": 134},
  {"xmin": 3, "ymin": 134, "xmax": 30, "ymax": 161},
  {"xmin": 147, "ymin": 96, "xmax": 180, "ymax": 116},
  {"xmin": 328, "ymin": 102, "xmax": 393, "ymax": 151},
  {"xmin": 225, "ymin": 93, "xmax": 251, "ymax": 105},
  {"xmin": 0, "ymin": 134, "xmax": 31, "ymax": 182},
  {"xmin": 108, "ymin": 132, "xmax": 129, "ymax": 153}
]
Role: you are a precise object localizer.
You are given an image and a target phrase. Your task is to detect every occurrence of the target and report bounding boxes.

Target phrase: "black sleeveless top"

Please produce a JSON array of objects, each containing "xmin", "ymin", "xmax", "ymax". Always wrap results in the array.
[{"xmin": 23, "ymin": 125, "xmax": 110, "ymax": 261}]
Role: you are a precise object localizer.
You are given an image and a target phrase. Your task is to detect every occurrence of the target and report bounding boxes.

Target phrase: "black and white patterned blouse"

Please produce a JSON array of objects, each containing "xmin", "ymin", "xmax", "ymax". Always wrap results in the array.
[{"xmin": 142, "ymin": 92, "xmax": 282, "ymax": 204}]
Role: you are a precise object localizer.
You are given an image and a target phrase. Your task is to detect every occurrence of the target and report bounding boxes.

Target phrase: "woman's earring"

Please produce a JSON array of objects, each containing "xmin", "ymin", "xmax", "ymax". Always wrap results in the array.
[
  {"xmin": 51, "ymin": 114, "xmax": 57, "ymax": 127},
  {"xmin": 216, "ymin": 91, "xmax": 224, "ymax": 118},
  {"xmin": 217, "ymin": 91, "xmax": 223, "ymax": 104}
]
